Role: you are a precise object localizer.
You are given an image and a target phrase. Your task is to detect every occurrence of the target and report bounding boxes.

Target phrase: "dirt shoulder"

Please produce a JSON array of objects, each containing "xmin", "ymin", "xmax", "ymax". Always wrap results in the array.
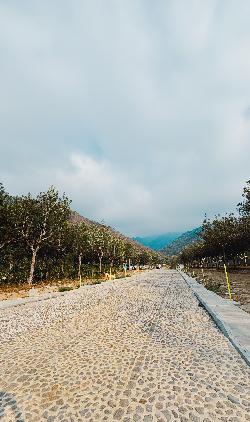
[
  {"xmin": 0, "ymin": 279, "xmax": 80, "ymax": 301},
  {"xmin": 188, "ymin": 267, "xmax": 250, "ymax": 314},
  {"xmin": 0, "ymin": 270, "xmax": 138, "ymax": 302}
]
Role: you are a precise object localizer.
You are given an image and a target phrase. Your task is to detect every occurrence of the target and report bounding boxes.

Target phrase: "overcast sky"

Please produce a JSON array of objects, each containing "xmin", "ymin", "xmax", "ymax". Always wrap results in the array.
[{"xmin": 0, "ymin": 1, "xmax": 250, "ymax": 236}]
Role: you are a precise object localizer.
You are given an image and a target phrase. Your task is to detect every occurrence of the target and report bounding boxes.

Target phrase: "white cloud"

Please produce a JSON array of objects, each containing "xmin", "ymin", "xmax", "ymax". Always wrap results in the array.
[{"xmin": 0, "ymin": 0, "xmax": 250, "ymax": 236}]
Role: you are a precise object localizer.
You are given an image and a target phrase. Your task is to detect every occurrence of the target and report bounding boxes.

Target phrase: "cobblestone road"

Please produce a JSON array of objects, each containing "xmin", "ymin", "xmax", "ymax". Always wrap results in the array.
[{"xmin": 0, "ymin": 270, "xmax": 250, "ymax": 422}]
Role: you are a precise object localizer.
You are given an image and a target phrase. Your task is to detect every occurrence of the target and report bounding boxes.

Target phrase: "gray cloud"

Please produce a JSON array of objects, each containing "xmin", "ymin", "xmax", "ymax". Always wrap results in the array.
[{"xmin": 0, "ymin": 0, "xmax": 250, "ymax": 236}]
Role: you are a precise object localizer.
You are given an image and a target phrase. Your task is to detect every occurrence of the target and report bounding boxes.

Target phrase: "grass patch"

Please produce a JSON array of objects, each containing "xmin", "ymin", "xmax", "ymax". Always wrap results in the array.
[
  {"xmin": 91, "ymin": 279, "xmax": 101, "ymax": 285},
  {"xmin": 58, "ymin": 286, "xmax": 73, "ymax": 292},
  {"xmin": 204, "ymin": 280, "xmax": 221, "ymax": 294}
]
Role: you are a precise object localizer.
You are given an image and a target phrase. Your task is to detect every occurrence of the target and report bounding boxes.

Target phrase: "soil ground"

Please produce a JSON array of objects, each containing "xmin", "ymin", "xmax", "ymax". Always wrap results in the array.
[
  {"xmin": 0, "ymin": 279, "xmax": 79, "ymax": 301},
  {"xmin": 0, "ymin": 271, "xmax": 134, "ymax": 302},
  {"xmin": 188, "ymin": 267, "xmax": 250, "ymax": 314}
]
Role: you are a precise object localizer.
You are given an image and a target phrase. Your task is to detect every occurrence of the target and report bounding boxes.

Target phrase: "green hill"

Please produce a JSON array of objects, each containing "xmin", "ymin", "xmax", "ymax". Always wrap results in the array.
[
  {"xmin": 133, "ymin": 232, "xmax": 181, "ymax": 251},
  {"xmin": 161, "ymin": 227, "xmax": 202, "ymax": 256}
]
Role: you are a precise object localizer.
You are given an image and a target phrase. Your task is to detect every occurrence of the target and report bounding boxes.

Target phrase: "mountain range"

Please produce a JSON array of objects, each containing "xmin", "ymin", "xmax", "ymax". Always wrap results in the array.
[
  {"xmin": 134, "ymin": 227, "xmax": 202, "ymax": 256},
  {"xmin": 133, "ymin": 233, "xmax": 181, "ymax": 251},
  {"xmin": 72, "ymin": 211, "xmax": 202, "ymax": 257},
  {"xmin": 71, "ymin": 211, "xmax": 157, "ymax": 253},
  {"xmin": 161, "ymin": 227, "xmax": 202, "ymax": 256}
]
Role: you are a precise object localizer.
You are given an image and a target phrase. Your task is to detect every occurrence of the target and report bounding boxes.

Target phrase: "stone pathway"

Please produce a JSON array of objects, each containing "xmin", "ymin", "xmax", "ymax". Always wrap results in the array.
[{"xmin": 0, "ymin": 269, "xmax": 250, "ymax": 422}]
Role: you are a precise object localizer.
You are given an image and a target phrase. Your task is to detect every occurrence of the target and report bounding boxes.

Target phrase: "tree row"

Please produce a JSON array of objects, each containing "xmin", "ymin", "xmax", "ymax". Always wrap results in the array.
[
  {"xmin": 0, "ymin": 184, "xmax": 161, "ymax": 285},
  {"xmin": 179, "ymin": 181, "xmax": 250, "ymax": 268}
]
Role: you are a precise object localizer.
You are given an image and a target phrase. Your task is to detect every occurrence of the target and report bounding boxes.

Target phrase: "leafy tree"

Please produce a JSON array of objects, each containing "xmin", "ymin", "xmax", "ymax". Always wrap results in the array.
[
  {"xmin": 202, "ymin": 214, "xmax": 240, "ymax": 260},
  {"xmin": 238, "ymin": 180, "xmax": 250, "ymax": 252},
  {"xmin": 0, "ymin": 183, "xmax": 162, "ymax": 285},
  {"xmin": 238, "ymin": 180, "xmax": 250, "ymax": 216},
  {"xmin": 12, "ymin": 187, "xmax": 71, "ymax": 284},
  {"xmin": 0, "ymin": 184, "xmax": 14, "ymax": 251},
  {"xmin": 90, "ymin": 224, "xmax": 111, "ymax": 273},
  {"xmin": 124, "ymin": 241, "xmax": 137, "ymax": 267},
  {"xmin": 179, "ymin": 181, "xmax": 250, "ymax": 267},
  {"xmin": 70, "ymin": 222, "xmax": 90, "ymax": 285}
]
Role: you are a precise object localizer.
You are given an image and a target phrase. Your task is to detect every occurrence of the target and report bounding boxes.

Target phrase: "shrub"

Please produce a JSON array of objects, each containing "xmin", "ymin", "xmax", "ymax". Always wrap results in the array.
[
  {"xmin": 91, "ymin": 279, "xmax": 101, "ymax": 285},
  {"xmin": 204, "ymin": 281, "xmax": 221, "ymax": 294},
  {"xmin": 58, "ymin": 286, "xmax": 73, "ymax": 292}
]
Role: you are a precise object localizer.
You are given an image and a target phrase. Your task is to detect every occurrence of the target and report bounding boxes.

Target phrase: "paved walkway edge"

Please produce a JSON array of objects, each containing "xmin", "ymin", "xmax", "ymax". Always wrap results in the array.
[
  {"xmin": 178, "ymin": 270, "xmax": 250, "ymax": 367},
  {"xmin": 0, "ymin": 279, "xmax": 124, "ymax": 311},
  {"xmin": 0, "ymin": 291, "xmax": 70, "ymax": 310}
]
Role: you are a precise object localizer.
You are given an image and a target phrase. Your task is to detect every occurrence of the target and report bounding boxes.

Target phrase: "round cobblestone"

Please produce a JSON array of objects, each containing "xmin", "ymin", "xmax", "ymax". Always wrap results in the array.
[{"xmin": 0, "ymin": 270, "xmax": 250, "ymax": 421}]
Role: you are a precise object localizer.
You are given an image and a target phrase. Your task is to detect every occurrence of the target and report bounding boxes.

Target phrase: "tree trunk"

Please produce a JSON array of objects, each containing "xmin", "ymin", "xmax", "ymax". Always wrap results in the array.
[
  {"xmin": 109, "ymin": 259, "xmax": 113, "ymax": 280},
  {"xmin": 99, "ymin": 256, "xmax": 102, "ymax": 274},
  {"xmin": 78, "ymin": 252, "xmax": 82, "ymax": 286},
  {"xmin": 28, "ymin": 247, "xmax": 39, "ymax": 285}
]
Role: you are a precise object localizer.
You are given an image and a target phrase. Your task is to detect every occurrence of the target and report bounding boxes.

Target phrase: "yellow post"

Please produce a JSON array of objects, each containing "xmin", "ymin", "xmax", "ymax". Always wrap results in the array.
[
  {"xmin": 224, "ymin": 263, "xmax": 232, "ymax": 300},
  {"xmin": 109, "ymin": 267, "xmax": 112, "ymax": 280},
  {"xmin": 79, "ymin": 273, "xmax": 82, "ymax": 288}
]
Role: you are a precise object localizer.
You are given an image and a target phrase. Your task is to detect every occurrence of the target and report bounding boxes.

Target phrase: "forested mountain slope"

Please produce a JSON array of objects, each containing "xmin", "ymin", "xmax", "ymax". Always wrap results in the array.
[
  {"xmin": 133, "ymin": 232, "xmax": 180, "ymax": 251},
  {"xmin": 161, "ymin": 227, "xmax": 202, "ymax": 256}
]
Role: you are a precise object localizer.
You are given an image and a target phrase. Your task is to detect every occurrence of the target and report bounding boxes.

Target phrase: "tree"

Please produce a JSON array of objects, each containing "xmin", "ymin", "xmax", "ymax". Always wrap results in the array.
[
  {"xmin": 12, "ymin": 187, "xmax": 71, "ymax": 284},
  {"xmin": 238, "ymin": 180, "xmax": 250, "ymax": 216},
  {"xmin": 124, "ymin": 241, "xmax": 137, "ymax": 267},
  {"xmin": 201, "ymin": 214, "xmax": 240, "ymax": 260},
  {"xmin": 89, "ymin": 224, "xmax": 110, "ymax": 274},
  {"xmin": 0, "ymin": 184, "xmax": 14, "ymax": 251},
  {"xmin": 0, "ymin": 183, "xmax": 163, "ymax": 285},
  {"xmin": 106, "ymin": 236, "xmax": 125, "ymax": 275},
  {"xmin": 238, "ymin": 180, "xmax": 250, "ymax": 252},
  {"xmin": 71, "ymin": 222, "xmax": 90, "ymax": 285},
  {"xmin": 179, "ymin": 181, "xmax": 250, "ymax": 267}
]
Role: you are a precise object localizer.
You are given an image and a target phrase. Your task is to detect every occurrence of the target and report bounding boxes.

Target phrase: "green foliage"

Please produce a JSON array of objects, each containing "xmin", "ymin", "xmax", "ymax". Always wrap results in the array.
[
  {"xmin": 58, "ymin": 286, "xmax": 73, "ymax": 292},
  {"xmin": 11, "ymin": 187, "xmax": 71, "ymax": 284},
  {"xmin": 238, "ymin": 180, "xmax": 250, "ymax": 216},
  {"xmin": 91, "ymin": 279, "xmax": 101, "ymax": 285},
  {"xmin": 204, "ymin": 281, "xmax": 221, "ymax": 294},
  {"xmin": 162, "ymin": 227, "xmax": 202, "ymax": 256},
  {"xmin": 179, "ymin": 181, "xmax": 250, "ymax": 266},
  {"xmin": 0, "ymin": 184, "xmax": 162, "ymax": 285}
]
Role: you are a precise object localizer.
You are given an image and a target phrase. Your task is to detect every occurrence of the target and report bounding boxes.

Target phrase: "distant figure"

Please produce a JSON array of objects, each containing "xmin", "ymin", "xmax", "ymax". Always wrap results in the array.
[{"xmin": 156, "ymin": 264, "xmax": 162, "ymax": 269}]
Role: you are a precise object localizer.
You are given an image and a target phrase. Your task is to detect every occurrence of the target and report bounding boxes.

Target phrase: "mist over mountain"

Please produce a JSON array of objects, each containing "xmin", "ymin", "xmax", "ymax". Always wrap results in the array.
[{"xmin": 133, "ymin": 233, "xmax": 181, "ymax": 251}]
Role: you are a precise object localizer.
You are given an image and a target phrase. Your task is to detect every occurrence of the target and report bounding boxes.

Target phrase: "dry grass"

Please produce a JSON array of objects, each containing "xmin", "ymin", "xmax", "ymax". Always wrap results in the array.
[{"xmin": 0, "ymin": 270, "xmax": 136, "ymax": 301}]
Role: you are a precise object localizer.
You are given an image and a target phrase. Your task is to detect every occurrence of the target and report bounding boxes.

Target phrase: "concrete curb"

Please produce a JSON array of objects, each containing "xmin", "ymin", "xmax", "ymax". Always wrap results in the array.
[{"xmin": 178, "ymin": 270, "xmax": 250, "ymax": 367}]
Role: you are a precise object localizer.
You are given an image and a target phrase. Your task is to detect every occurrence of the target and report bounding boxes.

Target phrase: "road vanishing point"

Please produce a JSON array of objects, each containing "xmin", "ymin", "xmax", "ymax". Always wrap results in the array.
[{"xmin": 0, "ymin": 269, "xmax": 250, "ymax": 421}]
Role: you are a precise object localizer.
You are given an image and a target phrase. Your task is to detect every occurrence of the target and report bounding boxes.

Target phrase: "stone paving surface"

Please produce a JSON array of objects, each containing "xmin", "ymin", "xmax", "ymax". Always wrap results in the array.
[{"xmin": 0, "ymin": 269, "xmax": 250, "ymax": 422}]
